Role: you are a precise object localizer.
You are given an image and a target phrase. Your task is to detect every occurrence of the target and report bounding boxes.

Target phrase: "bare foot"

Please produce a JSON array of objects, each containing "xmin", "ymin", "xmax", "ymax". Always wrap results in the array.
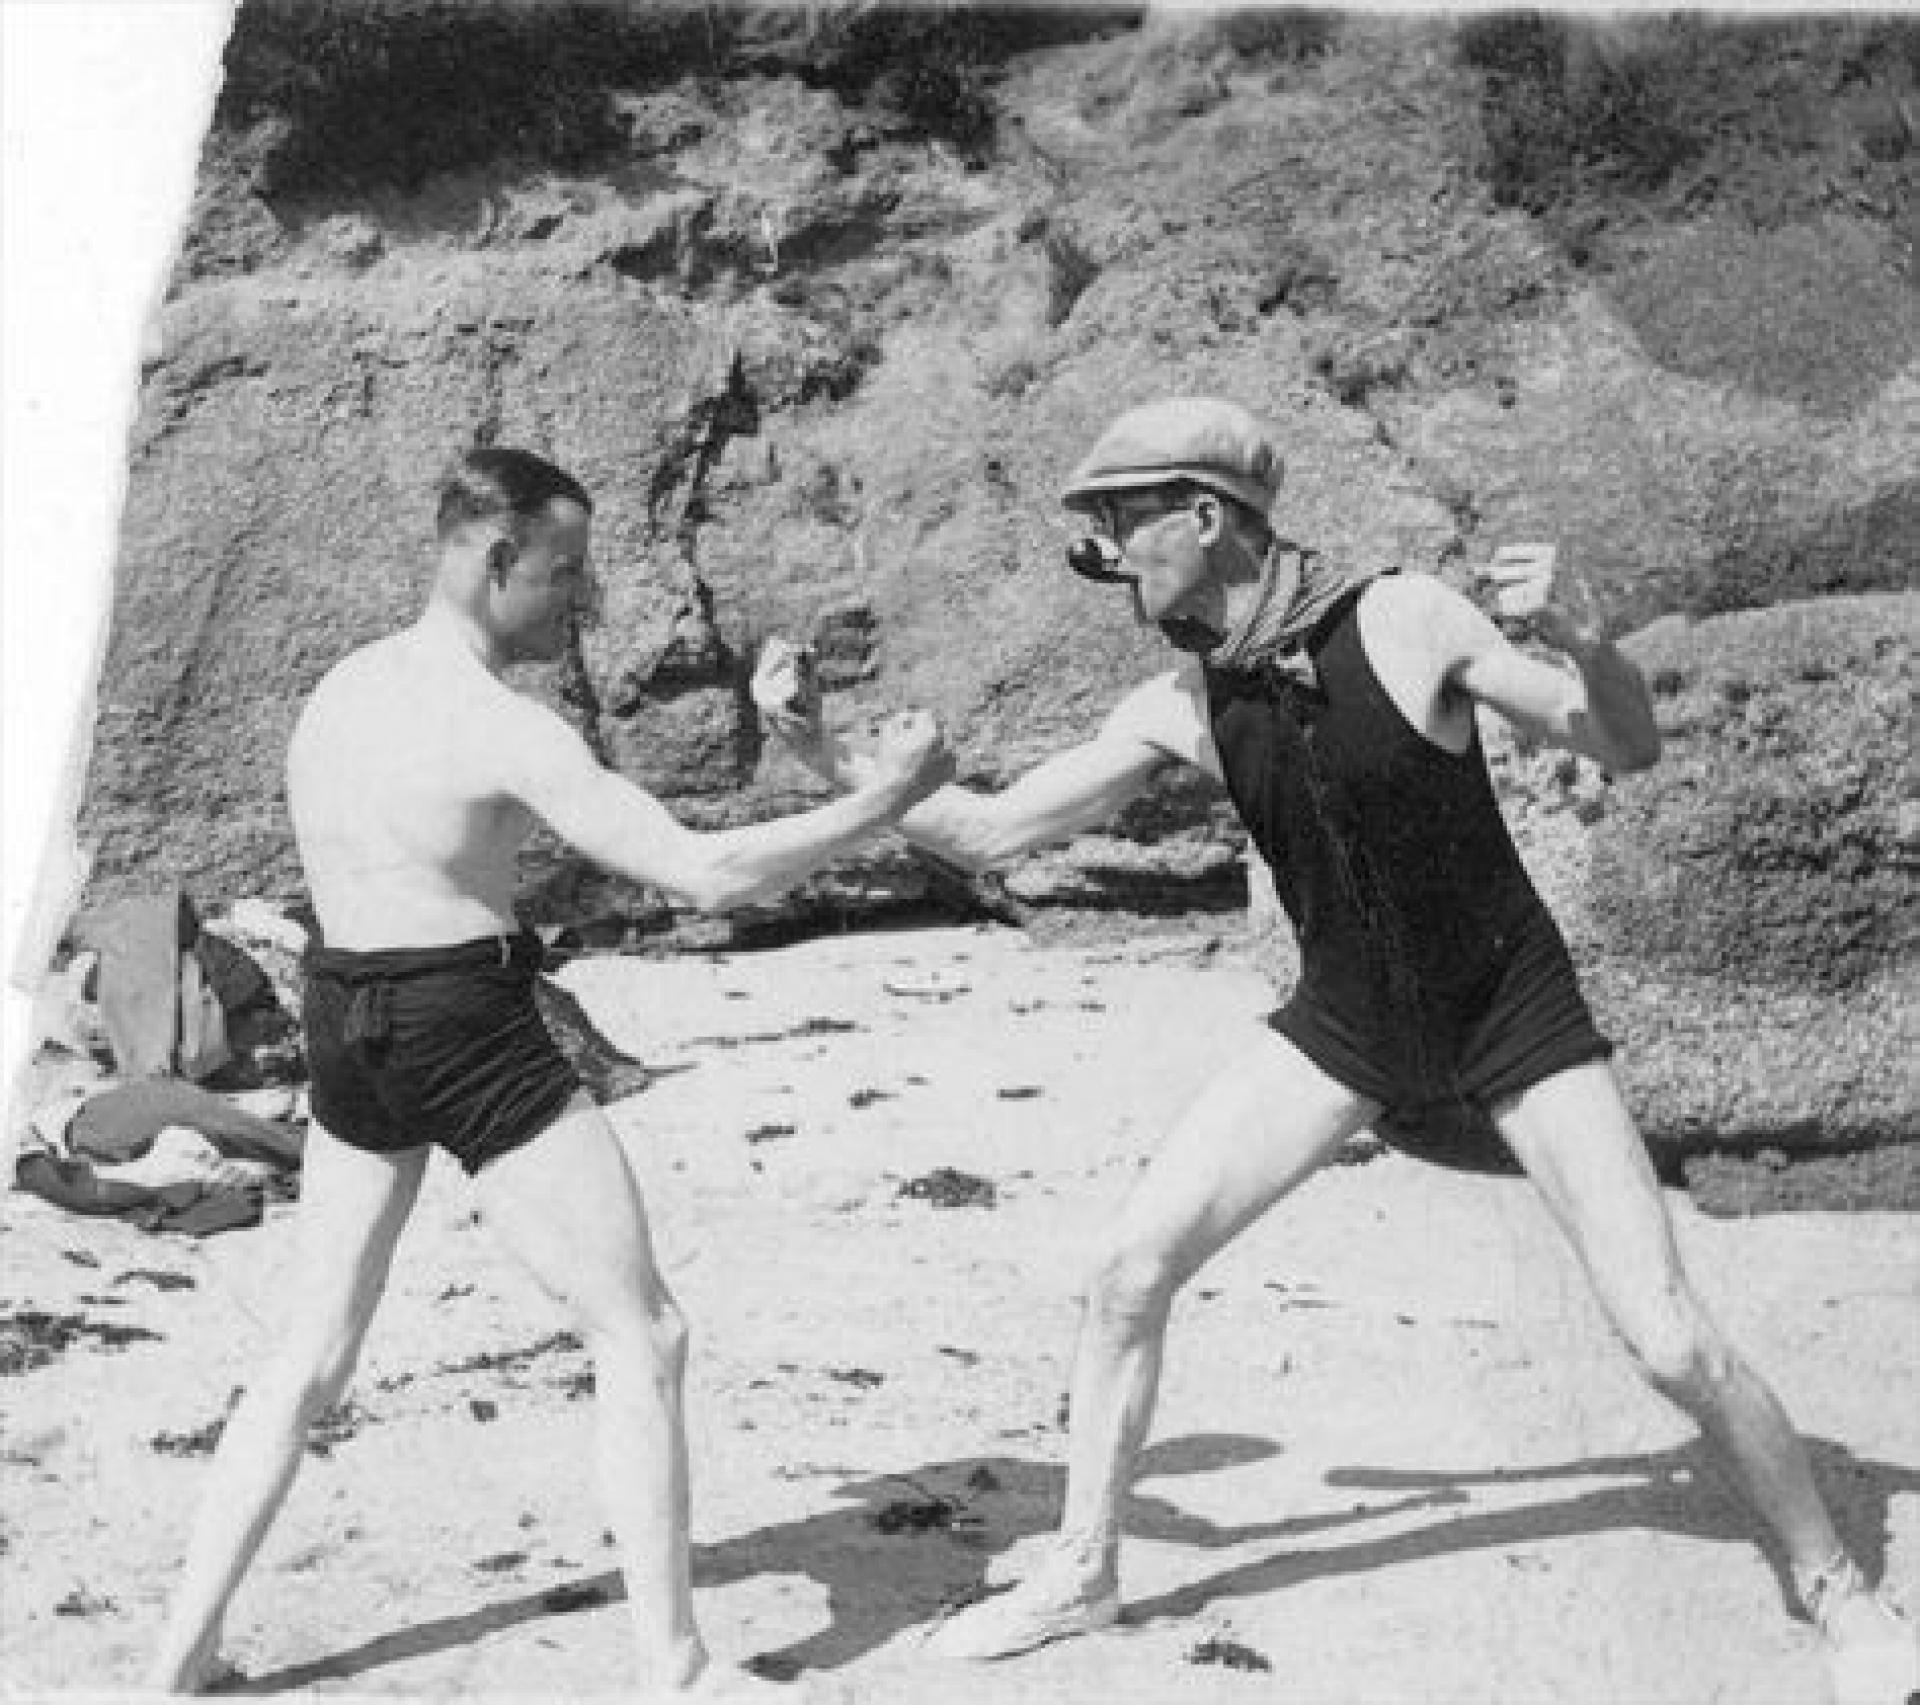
[
  {"xmin": 924, "ymin": 1553, "xmax": 1120, "ymax": 1661},
  {"xmin": 643, "ymin": 1662, "xmax": 810, "ymax": 1699},
  {"xmin": 1822, "ymin": 1588, "xmax": 1918, "ymax": 1705},
  {"xmin": 983, "ymin": 1531, "xmax": 1061, "ymax": 1588},
  {"xmin": 143, "ymin": 1641, "xmax": 240, "ymax": 1695}
]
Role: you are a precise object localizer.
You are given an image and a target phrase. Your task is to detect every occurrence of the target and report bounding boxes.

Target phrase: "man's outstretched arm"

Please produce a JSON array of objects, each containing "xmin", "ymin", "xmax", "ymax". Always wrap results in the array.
[
  {"xmin": 754, "ymin": 644, "xmax": 1207, "ymax": 872},
  {"xmin": 504, "ymin": 699, "xmax": 954, "ymax": 911}
]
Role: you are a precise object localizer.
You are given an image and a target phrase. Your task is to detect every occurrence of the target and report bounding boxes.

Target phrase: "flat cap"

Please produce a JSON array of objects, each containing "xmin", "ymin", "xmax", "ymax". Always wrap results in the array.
[{"xmin": 1062, "ymin": 397, "xmax": 1283, "ymax": 518}]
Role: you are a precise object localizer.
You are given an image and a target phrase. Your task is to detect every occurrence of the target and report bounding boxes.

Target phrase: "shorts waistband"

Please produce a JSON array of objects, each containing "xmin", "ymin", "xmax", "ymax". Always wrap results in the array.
[{"xmin": 306, "ymin": 930, "xmax": 545, "ymax": 986}]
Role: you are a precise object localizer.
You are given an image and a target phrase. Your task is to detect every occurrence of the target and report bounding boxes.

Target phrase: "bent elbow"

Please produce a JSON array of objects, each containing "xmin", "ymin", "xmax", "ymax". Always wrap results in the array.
[
  {"xmin": 1614, "ymin": 726, "xmax": 1663, "ymax": 774},
  {"xmin": 1572, "ymin": 708, "xmax": 1661, "ymax": 777},
  {"xmin": 1628, "ymin": 718, "xmax": 1658, "ymax": 771}
]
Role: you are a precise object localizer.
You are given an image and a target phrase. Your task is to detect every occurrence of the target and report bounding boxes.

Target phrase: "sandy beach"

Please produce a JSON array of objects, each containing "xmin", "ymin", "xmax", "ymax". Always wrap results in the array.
[{"xmin": 4, "ymin": 922, "xmax": 1917, "ymax": 1703}]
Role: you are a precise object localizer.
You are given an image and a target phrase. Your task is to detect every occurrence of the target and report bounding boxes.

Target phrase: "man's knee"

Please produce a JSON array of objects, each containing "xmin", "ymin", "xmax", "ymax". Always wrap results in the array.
[
  {"xmin": 646, "ymin": 1300, "xmax": 690, "ymax": 1379},
  {"xmin": 586, "ymin": 1297, "xmax": 690, "ymax": 1390},
  {"xmin": 1616, "ymin": 1289, "xmax": 1734, "ymax": 1402},
  {"xmin": 1080, "ymin": 1239, "xmax": 1181, "ymax": 1334}
]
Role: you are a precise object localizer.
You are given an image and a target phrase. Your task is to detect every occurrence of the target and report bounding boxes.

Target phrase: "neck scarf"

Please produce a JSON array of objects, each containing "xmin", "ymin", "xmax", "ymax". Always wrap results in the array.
[{"xmin": 1206, "ymin": 540, "xmax": 1376, "ymax": 688}]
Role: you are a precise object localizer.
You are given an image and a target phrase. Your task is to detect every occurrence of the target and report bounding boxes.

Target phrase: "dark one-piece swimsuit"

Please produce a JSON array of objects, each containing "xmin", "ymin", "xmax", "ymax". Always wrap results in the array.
[{"xmin": 1203, "ymin": 581, "xmax": 1611, "ymax": 1158}]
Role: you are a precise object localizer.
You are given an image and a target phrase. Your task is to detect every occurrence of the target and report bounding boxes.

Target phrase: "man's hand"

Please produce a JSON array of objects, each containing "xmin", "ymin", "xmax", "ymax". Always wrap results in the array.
[
  {"xmin": 1477, "ymin": 542, "xmax": 1605, "ymax": 654},
  {"xmin": 868, "ymin": 709, "xmax": 956, "ymax": 809},
  {"xmin": 753, "ymin": 637, "xmax": 954, "ymax": 807},
  {"xmin": 751, "ymin": 637, "xmax": 824, "ymax": 748}
]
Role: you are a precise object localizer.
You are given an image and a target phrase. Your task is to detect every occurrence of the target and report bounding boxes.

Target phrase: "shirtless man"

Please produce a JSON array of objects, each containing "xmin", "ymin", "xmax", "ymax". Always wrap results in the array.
[
  {"xmin": 145, "ymin": 445, "xmax": 953, "ymax": 1698},
  {"xmin": 756, "ymin": 398, "xmax": 1915, "ymax": 1695}
]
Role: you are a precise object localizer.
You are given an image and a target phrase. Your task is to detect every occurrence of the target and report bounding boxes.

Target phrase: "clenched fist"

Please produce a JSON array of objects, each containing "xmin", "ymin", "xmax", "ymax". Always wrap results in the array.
[
  {"xmin": 1476, "ymin": 542, "xmax": 1606, "ymax": 653},
  {"xmin": 869, "ymin": 708, "xmax": 956, "ymax": 807},
  {"xmin": 751, "ymin": 637, "xmax": 823, "ymax": 746}
]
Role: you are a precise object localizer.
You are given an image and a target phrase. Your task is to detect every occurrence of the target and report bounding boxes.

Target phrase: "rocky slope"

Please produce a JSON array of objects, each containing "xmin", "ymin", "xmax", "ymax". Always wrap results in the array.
[{"xmin": 76, "ymin": 3, "xmax": 1917, "ymax": 1153}]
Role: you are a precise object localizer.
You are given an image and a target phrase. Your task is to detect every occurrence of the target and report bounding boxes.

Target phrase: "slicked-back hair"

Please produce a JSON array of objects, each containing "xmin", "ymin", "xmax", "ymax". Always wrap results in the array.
[{"xmin": 435, "ymin": 445, "xmax": 592, "ymax": 542}]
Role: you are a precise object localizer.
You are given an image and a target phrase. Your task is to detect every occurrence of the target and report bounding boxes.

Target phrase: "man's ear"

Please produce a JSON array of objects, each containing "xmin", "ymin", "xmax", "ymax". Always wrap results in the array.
[
  {"xmin": 485, "ymin": 534, "xmax": 519, "ymax": 585},
  {"xmin": 1190, "ymin": 492, "xmax": 1228, "ymax": 548}
]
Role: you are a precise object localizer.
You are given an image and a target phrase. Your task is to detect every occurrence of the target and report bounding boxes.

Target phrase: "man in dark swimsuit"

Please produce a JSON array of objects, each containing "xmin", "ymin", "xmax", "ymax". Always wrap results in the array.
[
  {"xmin": 755, "ymin": 398, "xmax": 1914, "ymax": 1692},
  {"xmin": 147, "ymin": 446, "xmax": 954, "ymax": 1699}
]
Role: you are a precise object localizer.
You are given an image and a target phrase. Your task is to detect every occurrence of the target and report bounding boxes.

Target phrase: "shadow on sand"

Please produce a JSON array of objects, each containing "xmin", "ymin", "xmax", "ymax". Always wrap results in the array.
[{"xmin": 231, "ymin": 1431, "xmax": 1917, "ymax": 1692}]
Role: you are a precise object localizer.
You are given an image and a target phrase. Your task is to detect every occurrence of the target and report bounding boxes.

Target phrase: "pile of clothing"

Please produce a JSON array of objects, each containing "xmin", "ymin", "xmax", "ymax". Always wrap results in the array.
[
  {"xmin": 13, "ymin": 889, "xmax": 664, "ymax": 1238},
  {"xmin": 12, "ymin": 886, "xmax": 309, "ymax": 1237}
]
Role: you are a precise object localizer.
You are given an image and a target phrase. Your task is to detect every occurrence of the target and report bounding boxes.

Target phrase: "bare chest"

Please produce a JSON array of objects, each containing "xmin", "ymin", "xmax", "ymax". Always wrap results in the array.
[{"xmin": 289, "ymin": 668, "xmax": 531, "ymax": 871}]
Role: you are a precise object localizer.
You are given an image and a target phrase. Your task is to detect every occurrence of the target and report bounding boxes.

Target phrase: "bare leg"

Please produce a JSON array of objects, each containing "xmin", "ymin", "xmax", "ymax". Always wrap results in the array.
[
  {"xmin": 929, "ymin": 1030, "xmax": 1376, "ymax": 1658},
  {"xmin": 473, "ymin": 1099, "xmax": 791, "ymax": 1698},
  {"xmin": 1496, "ymin": 1062, "xmax": 1841, "ymax": 1574},
  {"xmin": 147, "ymin": 1128, "xmax": 429, "ymax": 1692},
  {"xmin": 1496, "ymin": 1059, "xmax": 1916, "ymax": 1686}
]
